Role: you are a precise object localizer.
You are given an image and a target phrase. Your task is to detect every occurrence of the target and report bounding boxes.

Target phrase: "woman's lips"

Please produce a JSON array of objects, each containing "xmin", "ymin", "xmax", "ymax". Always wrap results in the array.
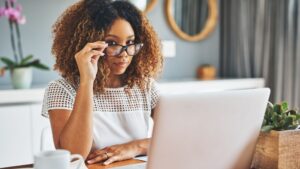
[{"xmin": 114, "ymin": 62, "xmax": 128, "ymax": 67}]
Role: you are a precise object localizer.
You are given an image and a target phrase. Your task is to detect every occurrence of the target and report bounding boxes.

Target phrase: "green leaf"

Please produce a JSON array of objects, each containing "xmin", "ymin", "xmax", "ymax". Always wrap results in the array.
[
  {"xmin": 261, "ymin": 125, "xmax": 274, "ymax": 132},
  {"xmin": 20, "ymin": 59, "xmax": 49, "ymax": 70},
  {"xmin": 274, "ymin": 104, "xmax": 281, "ymax": 114},
  {"xmin": 272, "ymin": 114, "xmax": 281, "ymax": 128},
  {"xmin": 20, "ymin": 59, "xmax": 38, "ymax": 67},
  {"xmin": 283, "ymin": 116, "xmax": 293, "ymax": 129},
  {"xmin": 267, "ymin": 101, "xmax": 274, "ymax": 107},
  {"xmin": 289, "ymin": 110, "xmax": 298, "ymax": 115},
  {"xmin": 0, "ymin": 57, "xmax": 15, "ymax": 68},
  {"xmin": 20, "ymin": 55, "xmax": 33, "ymax": 65},
  {"xmin": 267, "ymin": 102, "xmax": 273, "ymax": 113},
  {"xmin": 295, "ymin": 114, "xmax": 300, "ymax": 120},
  {"xmin": 281, "ymin": 101, "xmax": 289, "ymax": 112},
  {"xmin": 288, "ymin": 115, "xmax": 297, "ymax": 121},
  {"xmin": 287, "ymin": 124, "xmax": 299, "ymax": 130},
  {"xmin": 271, "ymin": 113, "xmax": 279, "ymax": 122},
  {"xmin": 31, "ymin": 62, "xmax": 50, "ymax": 70}
]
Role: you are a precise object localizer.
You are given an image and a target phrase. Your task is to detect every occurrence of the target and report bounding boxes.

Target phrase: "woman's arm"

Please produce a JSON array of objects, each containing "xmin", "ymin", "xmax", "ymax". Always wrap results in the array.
[
  {"xmin": 49, "ymin": 82, "xmax": 94, "ymax": 159},
  {"xmin": 48, "ymin": 41, "xmax": 107, "ymax": 159}
]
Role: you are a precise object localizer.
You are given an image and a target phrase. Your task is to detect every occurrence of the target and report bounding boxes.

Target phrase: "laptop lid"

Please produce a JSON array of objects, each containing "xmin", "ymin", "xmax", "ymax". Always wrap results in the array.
[{"xmin": 147, "ymin": 88, "xmax": 270, "ymax": 169}]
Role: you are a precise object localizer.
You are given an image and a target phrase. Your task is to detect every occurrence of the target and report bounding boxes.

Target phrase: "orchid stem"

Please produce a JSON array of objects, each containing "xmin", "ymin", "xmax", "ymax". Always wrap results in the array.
[
  {"xmin": 15, "ymin": 23, "xmax": 23, "ymax": 60},
  {"xmin": 9, "ymin": 0, "xmax": 23, "ymax": 60},
  {"xmin": 5, "ymin": 0, "xmax": 18, "ymax": 64}
]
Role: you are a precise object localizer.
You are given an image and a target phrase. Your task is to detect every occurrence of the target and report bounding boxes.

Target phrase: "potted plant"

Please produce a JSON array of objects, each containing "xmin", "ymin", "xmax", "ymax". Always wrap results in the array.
[
  {"xmin": 251, "ymin": 101, "xmax": 300, "ymax": 169},
  {"xmin": 0, "ymin": 0, "xmax": 49, "ymax": 89}
]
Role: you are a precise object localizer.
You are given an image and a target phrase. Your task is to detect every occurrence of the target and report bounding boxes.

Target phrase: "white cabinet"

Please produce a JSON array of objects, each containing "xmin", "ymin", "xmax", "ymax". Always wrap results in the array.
[
  {"xmin": 31, "ymin": 104, "xmax": 53, "ymax": 155},
  {"xmin": 0, "ymin": 105, "xmax": 33, "ymax": 167},
  {"xmin": 0, "ymin": 103, "xmax": 51, "ymax": 168}
]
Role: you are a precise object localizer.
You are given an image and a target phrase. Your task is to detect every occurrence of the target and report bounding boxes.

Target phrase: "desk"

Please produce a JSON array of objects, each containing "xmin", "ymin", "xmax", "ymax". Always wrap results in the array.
[
  {"xmin": 88, "ymin": 159, "xmax": 144, "ymax": 169},
  {"xmin": 4, "ymin": 159, "xmax": 144, "ymax": 169}
]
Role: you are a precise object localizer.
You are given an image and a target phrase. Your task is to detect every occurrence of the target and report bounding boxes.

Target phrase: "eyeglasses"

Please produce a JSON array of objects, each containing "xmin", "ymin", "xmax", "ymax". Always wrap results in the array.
[{"xmin": 104, "ymin": 43, "xmax": 144, "ymax": 57}]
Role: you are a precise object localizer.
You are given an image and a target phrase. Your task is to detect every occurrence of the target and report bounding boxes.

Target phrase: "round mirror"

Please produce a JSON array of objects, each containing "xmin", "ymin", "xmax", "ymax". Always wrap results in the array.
[
  {"xmin": 128, "ymin": 0, "xmax": 158, "ymax": 13},
  {"xmin": 165, "ymin": 0, "xmax": 218, "ymax": 41}
]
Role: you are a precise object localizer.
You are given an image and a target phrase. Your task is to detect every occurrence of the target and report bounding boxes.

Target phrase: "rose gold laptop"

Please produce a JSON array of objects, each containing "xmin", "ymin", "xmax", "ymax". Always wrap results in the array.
[
  {"xmin": 148, "ymin": 88, "xmax": 270, "ymax": 169},
  {"xmin": 115, "ymin": 88, "xmax": 270, "ymax": 169}
]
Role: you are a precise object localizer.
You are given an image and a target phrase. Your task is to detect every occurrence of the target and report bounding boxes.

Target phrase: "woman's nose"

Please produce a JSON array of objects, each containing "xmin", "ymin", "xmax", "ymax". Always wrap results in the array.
[{"xmin": 117, "ymin": 49, "xmax": 128, "ymax": 58}]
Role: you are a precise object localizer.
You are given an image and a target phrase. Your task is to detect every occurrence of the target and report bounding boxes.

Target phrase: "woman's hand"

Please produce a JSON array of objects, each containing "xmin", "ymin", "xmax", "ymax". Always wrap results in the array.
[
  {"xmin": 86, "ymin": 139, "xmax": 148, "ymax": 165},
  {"xmin": 75, "ymin": 41, "xmax": 108, "ymax": 83}
]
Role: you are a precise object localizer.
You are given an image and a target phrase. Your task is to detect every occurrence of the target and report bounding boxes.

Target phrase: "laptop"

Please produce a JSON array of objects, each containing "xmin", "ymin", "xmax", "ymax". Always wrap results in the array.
[{"xmin": 114, "ymin": 88, "xmax": 270, "ymax": 169}]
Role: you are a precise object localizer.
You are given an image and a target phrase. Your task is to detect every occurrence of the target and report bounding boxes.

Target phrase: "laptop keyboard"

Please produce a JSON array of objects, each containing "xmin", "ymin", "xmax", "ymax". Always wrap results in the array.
[{"xmin": 111, "ymin": 163, "xmax": 146, "ymax": 169}]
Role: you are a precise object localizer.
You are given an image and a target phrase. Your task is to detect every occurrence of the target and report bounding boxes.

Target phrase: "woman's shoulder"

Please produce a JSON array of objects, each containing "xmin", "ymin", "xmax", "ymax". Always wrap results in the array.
[
  {"xmin": 46, "ymin": 78, "xmax": 77, "ymax": 96},
  {"xmin": 149, "ymin": 78, "xmax": 158, "ymax": 85},
  {"xmin": 149, "ymin": 78, "xmax": 159, "ymax": 90},
  {"xmin": 131, "ymin": 78, "xmax": 158, "ymax": 92}
]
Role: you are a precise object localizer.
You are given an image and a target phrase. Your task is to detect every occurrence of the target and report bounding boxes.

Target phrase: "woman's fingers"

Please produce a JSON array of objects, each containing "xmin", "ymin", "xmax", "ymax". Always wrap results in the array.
[
  {"xmin": 103, "ymin": 155, "xmax": 120, "ymax": 165},
  {"xmin": 73, "ymin": 41, "xmax": 108, "ymax": 82},
  {"xmin": 86, "ymin": 153, "xmax": 109, "ymax": 164},
  {"xmin": 88, "ymin": 49, "xmax": 102, "ymax": 56},
  {"xmin": 86, "ymin": 143, "xmax": 137, "ymax": 165},
  {"xmin": 83, "ymin": 41, "xmax": 108, "ymax": 53},
  {"xmin": 75, "ymin": 50, "xmax": 101, "ymax": 62},
  {"xmin": 75, "ymin": 41, "xmax": 107, "ymax": 62},
  {"xmin": 87, "ymin": 50, "xmax": 103, "ymax": 59},
  {"xmin": 87, "ymin": 149, "xmax": 106, "ymax": 160},
  {"xmin": 91, "ymin": 55, "xmax": 100, "ymax": 64}
]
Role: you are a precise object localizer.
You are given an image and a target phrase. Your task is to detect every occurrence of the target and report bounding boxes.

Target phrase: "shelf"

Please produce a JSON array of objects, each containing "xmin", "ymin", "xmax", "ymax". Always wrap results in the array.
[
  {"xmin": 0, "ymin": 78, "xmax": 265, "ymax": 105},
  {"xmin": 0, "ymin": 88, "xmax": 45, "ymax": 104}
]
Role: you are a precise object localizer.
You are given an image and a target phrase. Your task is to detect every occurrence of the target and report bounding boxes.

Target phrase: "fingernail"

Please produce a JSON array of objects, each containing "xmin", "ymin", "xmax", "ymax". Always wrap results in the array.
[
  {"xmin": 87, "ymin": 160, "xmax": 92, "ymax": 164},
  {"xmin": 103, "ymin": 162, "xmax": 109, "ymax": 165},
  {"xmin": 100, "ymin": 53, "xmax": 105, "ymax": 56}
]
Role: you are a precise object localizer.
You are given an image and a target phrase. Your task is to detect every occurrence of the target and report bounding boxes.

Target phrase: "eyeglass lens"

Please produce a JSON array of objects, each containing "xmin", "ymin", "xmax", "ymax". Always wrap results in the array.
[{"xmin": 105, "ymin": 43, "xmax": 143, "ymax": 57}]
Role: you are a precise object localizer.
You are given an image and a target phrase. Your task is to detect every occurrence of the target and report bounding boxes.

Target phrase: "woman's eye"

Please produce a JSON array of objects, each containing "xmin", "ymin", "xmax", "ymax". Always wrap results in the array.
[
  {"xmin": 106, "ymin": 41, "xmax": 117, "ymax": 46},
  {"xmin": 127, "ymin": 40, "xmax": 135, "ymax": 45}
]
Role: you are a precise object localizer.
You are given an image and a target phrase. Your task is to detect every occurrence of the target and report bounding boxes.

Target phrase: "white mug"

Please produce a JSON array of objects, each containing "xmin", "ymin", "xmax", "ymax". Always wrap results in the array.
[{"xmin": 34, "ymin": 149, "xmax": 84, "ymax": 169}]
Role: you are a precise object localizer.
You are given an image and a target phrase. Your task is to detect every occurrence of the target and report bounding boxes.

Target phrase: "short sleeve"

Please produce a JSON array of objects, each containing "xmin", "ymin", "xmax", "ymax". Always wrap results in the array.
[
  {"xmin": 41, "ymin": 80, "xmax": 75, "ymax": 118},
  {"xmin": 150, "ymin": 80, "xmax": 160, "ymax": 109}
]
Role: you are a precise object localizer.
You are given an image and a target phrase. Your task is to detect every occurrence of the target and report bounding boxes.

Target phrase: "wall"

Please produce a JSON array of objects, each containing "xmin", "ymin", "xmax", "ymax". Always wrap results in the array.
[{"xmin": 0, "ymin": 0, "xmax": 219, "ymax": 86}]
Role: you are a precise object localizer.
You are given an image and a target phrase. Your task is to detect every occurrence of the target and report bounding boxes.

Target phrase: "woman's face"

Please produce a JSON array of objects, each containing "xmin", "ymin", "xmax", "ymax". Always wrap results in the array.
[{"xmin": 104, "ymin": 18, "xmax": 135, "ymax": 75}]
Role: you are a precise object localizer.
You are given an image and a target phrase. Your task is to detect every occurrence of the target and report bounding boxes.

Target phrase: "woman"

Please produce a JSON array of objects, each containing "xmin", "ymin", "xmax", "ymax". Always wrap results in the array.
[{"xmin": 42, "ymin": 0, "xmax": 163, "ymax": 165}]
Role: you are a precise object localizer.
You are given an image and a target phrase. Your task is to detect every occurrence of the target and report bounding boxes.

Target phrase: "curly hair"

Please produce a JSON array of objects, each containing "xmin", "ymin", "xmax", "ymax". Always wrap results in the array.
[{"xmin": 52, "ymin": 0, "xmax": 163, "ymax": 93}]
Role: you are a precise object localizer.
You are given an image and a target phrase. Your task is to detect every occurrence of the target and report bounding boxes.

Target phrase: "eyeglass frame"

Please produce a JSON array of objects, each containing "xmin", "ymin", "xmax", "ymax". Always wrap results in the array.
[{"xmin": 104, "ymin": 42, "xmax": 144, "ymax": 57}]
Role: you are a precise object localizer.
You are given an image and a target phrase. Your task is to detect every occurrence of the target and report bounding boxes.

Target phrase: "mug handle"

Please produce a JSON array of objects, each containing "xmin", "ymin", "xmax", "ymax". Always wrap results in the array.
[{"xmin": 70, "ymin": 154, "xmax": 84, "ymax": 169}]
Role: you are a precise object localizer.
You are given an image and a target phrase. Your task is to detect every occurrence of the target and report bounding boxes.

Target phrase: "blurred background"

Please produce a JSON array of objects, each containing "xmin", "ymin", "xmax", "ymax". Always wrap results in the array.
[
  {"xmin": 1, "ymin": 0, "xmax": 300, "ymax": 168},
  {"xmin": 0, "ymin": 0, "xmax": 219, "ymax": 84},
  {"xmin": 1, "ymin": 0, "xmax": 299, "ymax": 106}
]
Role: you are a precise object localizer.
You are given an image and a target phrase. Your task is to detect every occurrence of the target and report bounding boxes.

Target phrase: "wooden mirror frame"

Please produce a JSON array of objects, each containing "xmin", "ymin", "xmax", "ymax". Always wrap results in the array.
[
  {"xmin": 145, "ymin": 0, "xmax": 158, "ymax": 13},
  {"xmin": 165, "ymin": 0, "xmax": 218, "ymax": 41}
]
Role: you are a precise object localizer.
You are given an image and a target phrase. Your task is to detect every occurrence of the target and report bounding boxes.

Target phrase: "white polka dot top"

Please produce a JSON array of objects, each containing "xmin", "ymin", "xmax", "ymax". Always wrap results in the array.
[{"xmin": 41, "ymin": 78, "xmax": 159, "ymax": 149}]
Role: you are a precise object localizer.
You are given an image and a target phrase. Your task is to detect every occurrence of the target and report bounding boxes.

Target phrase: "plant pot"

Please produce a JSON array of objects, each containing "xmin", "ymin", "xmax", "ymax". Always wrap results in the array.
[
  {"xmin": 197, "ymin": 65, "xmax": 216, "ymax": 80},
  {"xmin": 251, "ymin": 130, "xmax": 300, "ymax": 169},
  {"xmin": 10, "ymin": 67, "xmax": 32, "ymax": 89}
]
